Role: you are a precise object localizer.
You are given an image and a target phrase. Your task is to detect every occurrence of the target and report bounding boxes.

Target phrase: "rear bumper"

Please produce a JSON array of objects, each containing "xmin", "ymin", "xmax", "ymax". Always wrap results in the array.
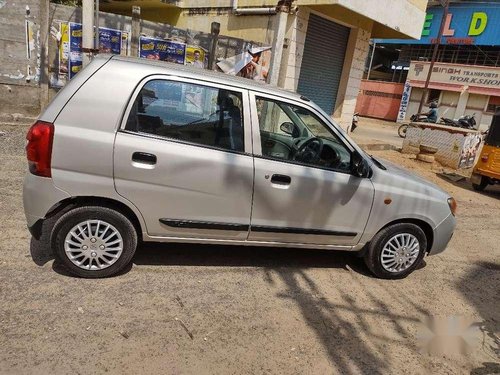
[
  {"xmin": 428, "ymin": 213, "xmax": 456, "ymax": 256},
  {"xmin": 27, "ymin": 218, "xmax": 44, "ymax": 240},
  {"xmin": 23, "ymin": 173, "xmax": 70, "ymax": 228}
]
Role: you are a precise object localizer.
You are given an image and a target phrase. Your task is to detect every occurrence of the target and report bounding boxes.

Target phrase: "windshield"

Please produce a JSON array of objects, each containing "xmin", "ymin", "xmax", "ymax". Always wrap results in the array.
[{"xmin": 289, "ymin": 106, "xmax": 343, "ymax": 144}]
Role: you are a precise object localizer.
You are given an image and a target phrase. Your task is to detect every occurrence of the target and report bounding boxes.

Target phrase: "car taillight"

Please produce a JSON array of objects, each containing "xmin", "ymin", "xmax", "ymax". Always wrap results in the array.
[{"xmin": 26, "ymin": 121, "xmax": 54, "ymax": 177}]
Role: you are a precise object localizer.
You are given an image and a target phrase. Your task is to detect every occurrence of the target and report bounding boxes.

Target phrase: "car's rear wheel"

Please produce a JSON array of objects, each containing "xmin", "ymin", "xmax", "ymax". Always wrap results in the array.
[
  {"xmin": 364, "ymin": 223, "xmax": 427, "ymax": 279},
  {"xmin": 51, "ymin": 206, "xmax": 138, "ymax": 278}
]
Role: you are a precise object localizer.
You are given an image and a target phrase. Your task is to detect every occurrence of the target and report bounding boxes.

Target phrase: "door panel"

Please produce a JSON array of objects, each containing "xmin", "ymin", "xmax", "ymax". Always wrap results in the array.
[
  {"xmin": 250, "ymin": 157, "xmax": 374, "ymax": 245},
  {"xmin": 114, "ymin": 132, "xmax": 253, "ymax": 239},
  {"xmin": 248, "ymin": 93, "xmax": 374, "ymax": 246},
  {"xmin": 113, "ymin": 77, "xmax": 253, "ymax": 240}
]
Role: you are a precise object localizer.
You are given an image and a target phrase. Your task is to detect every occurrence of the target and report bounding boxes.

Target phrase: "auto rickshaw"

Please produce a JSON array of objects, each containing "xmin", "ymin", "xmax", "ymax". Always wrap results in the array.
[{"xmin": 471, "ymin": 109, "xmax": 500, "ymax": 191}]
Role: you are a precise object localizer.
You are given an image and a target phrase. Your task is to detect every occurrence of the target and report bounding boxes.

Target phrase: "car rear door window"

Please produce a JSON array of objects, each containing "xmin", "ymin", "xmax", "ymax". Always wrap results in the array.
[{"xmin": 126, "ymin": 79, "xmax": 245, "ymax": 152}]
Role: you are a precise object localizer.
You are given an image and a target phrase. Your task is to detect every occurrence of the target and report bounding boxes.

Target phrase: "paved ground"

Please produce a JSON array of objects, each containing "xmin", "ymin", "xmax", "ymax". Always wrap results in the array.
[{"xmin": 1, "ymin": 123, "xmax": 499, "ymax": 374}]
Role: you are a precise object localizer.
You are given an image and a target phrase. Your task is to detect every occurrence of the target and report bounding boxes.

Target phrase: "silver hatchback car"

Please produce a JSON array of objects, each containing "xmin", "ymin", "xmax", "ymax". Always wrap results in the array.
[{"xmin": 23, "ymin": 55, "xmax": 456, "ymax": 279}]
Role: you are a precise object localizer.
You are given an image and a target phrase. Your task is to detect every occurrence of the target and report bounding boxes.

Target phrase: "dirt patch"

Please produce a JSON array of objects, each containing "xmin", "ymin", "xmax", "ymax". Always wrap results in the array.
[{"xmin": 1, "ymin": 126, "xmax": 499, "ymax": 374}]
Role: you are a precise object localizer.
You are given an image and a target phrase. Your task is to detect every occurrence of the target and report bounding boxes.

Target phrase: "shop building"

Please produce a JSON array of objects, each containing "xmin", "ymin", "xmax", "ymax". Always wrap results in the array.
[{"xmin": 356, "ymin": 1, "xmax": 500, "ymax": 128}]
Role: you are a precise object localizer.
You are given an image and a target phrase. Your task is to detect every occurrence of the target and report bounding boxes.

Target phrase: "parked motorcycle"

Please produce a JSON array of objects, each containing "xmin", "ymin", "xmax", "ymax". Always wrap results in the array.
[
  {"xmin": 440, "ymin": 113, "xmax": 477, "ymax": 130},
  {"xmin": 409, "ymin": 114, "xmax": 435, "ymax": 123},
  {"xmin": 398, "ymin": 113, "xmax": 435, "ymax": 138}
]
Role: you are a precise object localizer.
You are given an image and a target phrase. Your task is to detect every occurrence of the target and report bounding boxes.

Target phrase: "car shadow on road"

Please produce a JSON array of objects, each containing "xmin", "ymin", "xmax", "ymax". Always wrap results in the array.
[
  {"xmin": 133, "ymin": 242, "xmax": 370, "ymax": 274},
  {"xmin": 436, "ymin": 174, "xmax": 500, "ymax": 199},
  {"xmin": 31, "ymin": 237, "xmax": 426, "ymax": 279}
]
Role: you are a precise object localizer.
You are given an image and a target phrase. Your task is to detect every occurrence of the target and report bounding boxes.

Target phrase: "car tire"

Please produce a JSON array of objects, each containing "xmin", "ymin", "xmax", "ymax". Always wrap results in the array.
[
  {"xmin": 364, "ymin": 223, "xmax": 427, "ymax": 279},
  {"xmin": 472, "ymin": 176, "xmax": 488, "ymax": 191},
  {"xmin": 51, "ymin": 206, "xmax": 138, "ymax": 278}
]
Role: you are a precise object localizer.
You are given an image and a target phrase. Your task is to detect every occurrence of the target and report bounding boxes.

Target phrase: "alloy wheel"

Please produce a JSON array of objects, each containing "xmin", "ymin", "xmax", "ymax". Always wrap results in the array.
[
  {"xmin": 64, "ymin": 220, "xmax": 124, "ymax": 270},
  {"xmin": 380, "ymin": 233, "xmax": 420, "ymax": 273}
]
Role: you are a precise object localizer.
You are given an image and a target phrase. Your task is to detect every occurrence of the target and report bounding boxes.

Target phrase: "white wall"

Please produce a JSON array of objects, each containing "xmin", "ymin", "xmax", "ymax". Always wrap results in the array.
[
  {"xmin": 280, "ymin": 8, "xmax": 310, "ymax": 91},
  {"xmin": 336, "ymin": 27, "xmax": 370, "ymax": 130}
]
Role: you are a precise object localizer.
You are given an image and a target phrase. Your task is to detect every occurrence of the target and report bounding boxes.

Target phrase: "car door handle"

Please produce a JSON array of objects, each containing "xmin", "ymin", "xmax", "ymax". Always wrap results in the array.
[
  {"xmin": 271, "ymin": 174, "xmax": 291, "ymax": 185},
  {"xmin": 132, "ymin": 152, "xmax": 157, "ymax": 165}
]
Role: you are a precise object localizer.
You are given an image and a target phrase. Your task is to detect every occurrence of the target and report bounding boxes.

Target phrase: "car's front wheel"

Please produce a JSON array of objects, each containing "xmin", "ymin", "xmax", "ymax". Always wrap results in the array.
[
  {"xmin": 51, "ymin": 206, "xmax": 138, "ymax": 278},
  {"xmin": 364, "ymin": 223, "xmax": 427, "ymax": 279}
]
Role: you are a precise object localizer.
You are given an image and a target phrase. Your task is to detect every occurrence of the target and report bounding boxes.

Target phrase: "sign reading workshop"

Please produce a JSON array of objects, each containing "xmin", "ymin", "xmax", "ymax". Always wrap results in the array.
[
  {"xmin": 374, "ymin": 3, "xmax": 500, "ymax": 46},
  {"xmin": 407, "ymin": 61, "xmax": 500, "ymax": 91}
]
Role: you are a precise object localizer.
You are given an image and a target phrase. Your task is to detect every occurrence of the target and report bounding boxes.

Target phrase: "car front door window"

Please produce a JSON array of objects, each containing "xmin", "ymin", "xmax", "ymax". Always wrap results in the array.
[{"xmin": 255, "ymin": 97, "xmax": 351, "ymax": 172}]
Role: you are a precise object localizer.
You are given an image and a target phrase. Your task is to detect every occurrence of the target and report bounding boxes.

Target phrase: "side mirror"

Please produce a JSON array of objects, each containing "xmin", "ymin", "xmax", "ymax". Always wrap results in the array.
[
  {"xmin": 280, "ymin": 122, "xmax": 301, "ymax": 138},
  {"xmin": 351, "ymin": 152, "xmax": 370, "ymax": 178}
]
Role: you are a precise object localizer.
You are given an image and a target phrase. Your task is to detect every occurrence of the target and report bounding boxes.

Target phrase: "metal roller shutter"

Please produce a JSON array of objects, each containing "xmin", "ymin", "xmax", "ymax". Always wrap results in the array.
[{"xmin": 297, "ymin": 14, "xmax": 350, "ymax": 115}]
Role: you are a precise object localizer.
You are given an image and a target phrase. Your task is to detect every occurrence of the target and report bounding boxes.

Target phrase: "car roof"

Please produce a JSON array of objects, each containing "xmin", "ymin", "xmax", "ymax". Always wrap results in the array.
[{"xmin": 108, "ymin": 55, "xmax": 307, "ymax": 102}]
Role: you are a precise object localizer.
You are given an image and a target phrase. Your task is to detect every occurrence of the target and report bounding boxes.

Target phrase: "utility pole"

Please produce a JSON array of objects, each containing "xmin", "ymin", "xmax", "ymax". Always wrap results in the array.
[
  {"xmin": 208, "ymin": 22, "xmax": 220, "ymax": 70},
  {"xmin": 82, "ymin": 0, "xmax": 95, "ymax": 66},
  {"xmin": 417, "ymin": 0, "xmax": 449, "ymax": 113},
  {"xmin": 94, "ymin": 0, "xmax": 100, "ymax": 51},
  {"xmin": 131, "ymin": 6, "xmax": 141, "ymax": 57},
  {"xmin": 268, "ymin": 0, "xmax": 292, "ymax": 86}
]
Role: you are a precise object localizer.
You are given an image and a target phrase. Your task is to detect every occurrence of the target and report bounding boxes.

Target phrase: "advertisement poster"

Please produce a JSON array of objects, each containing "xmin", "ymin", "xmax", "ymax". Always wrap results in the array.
[
  {"xmin": 458, "ymin": 133, "xmax": 482, "ymax": 168},
  {"xmin": 68, "ymin": 22, "xmax": 83, "ymax": 79},
  {"xmin": 397, "ymin": 80, "xmax": 412, "ymax": 123},
  {"xmin": 139, "ymin": 36, "xmax": 186, "ymax": 64},
  {"xmin": 99, "ymin": 27, "xmax": 122, "ymax": 54},
  {"xmin": 59, "ymin": 22, "xmax": 69, "ymax": 74},
  {"xmin": 185, "ymin": 46, "xmax": 206, "ymax": 68}
]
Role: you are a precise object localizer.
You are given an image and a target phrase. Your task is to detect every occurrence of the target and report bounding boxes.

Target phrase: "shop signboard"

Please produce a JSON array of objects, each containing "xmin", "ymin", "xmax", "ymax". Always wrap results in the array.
[
  {"xmin": 374, "ymin": 3, "xmax": 500, "ymax": 46},
  {"xmin": 407, "ymin": 61, "xmax": 500, "ymax": 91}
]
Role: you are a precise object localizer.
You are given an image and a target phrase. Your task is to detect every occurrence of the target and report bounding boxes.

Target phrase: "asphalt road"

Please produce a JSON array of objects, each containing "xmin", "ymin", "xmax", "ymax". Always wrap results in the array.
[{"xmin": 1, "ymin": 123, "xmax": 499, "ymax": 374}]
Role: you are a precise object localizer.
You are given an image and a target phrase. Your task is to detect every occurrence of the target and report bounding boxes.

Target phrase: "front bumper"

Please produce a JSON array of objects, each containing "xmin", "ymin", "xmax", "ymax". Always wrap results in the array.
[{"xmin": 428, "ymin": 213, "xmax": 456, "ymax": 256}]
